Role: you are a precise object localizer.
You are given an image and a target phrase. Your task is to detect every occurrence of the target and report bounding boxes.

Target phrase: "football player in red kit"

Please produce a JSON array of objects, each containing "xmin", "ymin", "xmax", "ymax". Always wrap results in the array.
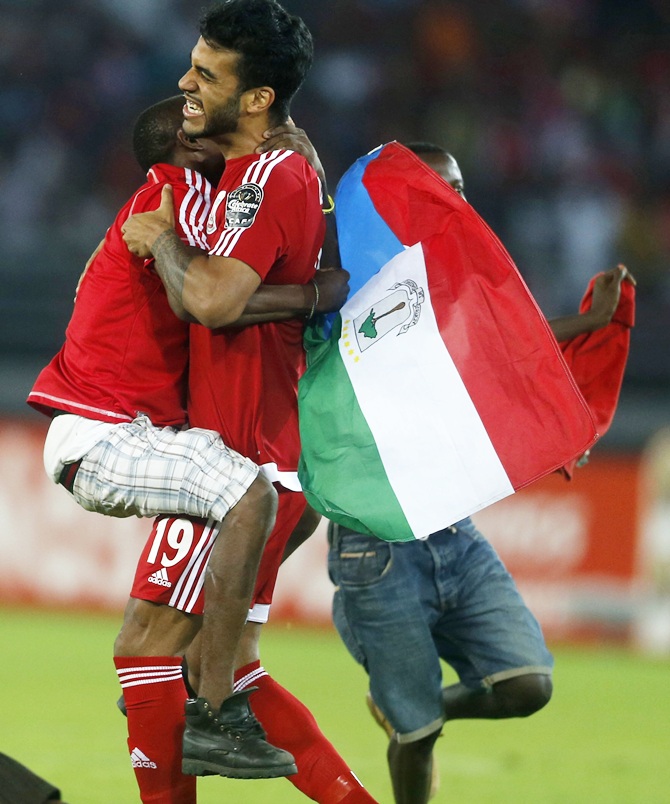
[
  {"xmin": 119, "ymin": 2, "xmax": 376, "ymax": 802},
  {"xmin": 28, "ymin": 88, "xmax": 299, "ymax": 787}
]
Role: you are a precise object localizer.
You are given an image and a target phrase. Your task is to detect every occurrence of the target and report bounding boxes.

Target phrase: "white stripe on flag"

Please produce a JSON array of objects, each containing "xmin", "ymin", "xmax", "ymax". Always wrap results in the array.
[{"xmin": 339, "ymin": 243, "xmax": 514, "ymax": 537}]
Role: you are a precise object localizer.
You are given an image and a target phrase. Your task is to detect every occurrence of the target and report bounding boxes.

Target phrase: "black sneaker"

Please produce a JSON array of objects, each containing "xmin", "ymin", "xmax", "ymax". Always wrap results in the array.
[{"xmin": 181, "ymin": 690, "xmax": 297, "ymax": 779}]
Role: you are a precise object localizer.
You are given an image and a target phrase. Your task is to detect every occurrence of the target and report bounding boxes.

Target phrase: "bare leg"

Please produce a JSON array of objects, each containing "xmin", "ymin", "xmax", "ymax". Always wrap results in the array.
[
  {"xmin": 185, "ymin": 500, "xmax": 322, "ymax": 693},
  {"xmin": 442, "ymin": 674, "xmax": 553, "ymax": 720},
  {"xmin": 280, "ymin": 503, "xmax": 322, "ymax": 563},
  {"xmin": 184, "ymin": 619, "xmax": 261, "ymax": 696},
  {"xmin": 388, "ymin": 732, "xmax": 440, "ymax": 804},
  {"xmin": 371, "ymin": 674, "xmax": 552, "ymax": 804},
  {"xmin": 179, "ymin": 474, "xmax": 296, "ymax": 779},
  {"xmin": 197, "ymin": 473, "xmax": 277, "ymax": 709},
  {"xmin": 115, "ymin": 598, "xmax": 201, "ymax": 657}
]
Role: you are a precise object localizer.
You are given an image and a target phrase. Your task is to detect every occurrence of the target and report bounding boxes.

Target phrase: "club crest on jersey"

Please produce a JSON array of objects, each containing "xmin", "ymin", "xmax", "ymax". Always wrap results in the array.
[{"xmin": 225, "ymin": 183, "xmax": 263, "ymax": 229}]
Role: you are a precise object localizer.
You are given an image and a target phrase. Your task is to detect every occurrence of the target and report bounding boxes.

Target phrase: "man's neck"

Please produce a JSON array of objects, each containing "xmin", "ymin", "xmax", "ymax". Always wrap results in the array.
[{"xmin": 216, "ymin": 119, "xmax": 270, "ymax": 160}]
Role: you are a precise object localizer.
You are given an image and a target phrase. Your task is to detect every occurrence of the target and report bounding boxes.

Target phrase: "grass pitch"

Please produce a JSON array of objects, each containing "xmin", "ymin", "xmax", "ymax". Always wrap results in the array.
[{"xmin": 1, "ymin": 607, "xmax": 668, "ymax": 803}]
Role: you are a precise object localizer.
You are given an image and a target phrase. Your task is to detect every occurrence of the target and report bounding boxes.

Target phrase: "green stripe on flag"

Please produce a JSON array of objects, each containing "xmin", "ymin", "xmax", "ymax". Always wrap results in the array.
[{"xmin": 298, "ymin": 315, "xmax": 414, "ymax": 542}]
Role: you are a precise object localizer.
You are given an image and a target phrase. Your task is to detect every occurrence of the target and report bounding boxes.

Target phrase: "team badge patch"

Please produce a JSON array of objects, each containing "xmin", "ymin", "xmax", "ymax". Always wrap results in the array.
[{"xmin": 225, "ymin": 183, "xmax": 263, "ymax": 229}]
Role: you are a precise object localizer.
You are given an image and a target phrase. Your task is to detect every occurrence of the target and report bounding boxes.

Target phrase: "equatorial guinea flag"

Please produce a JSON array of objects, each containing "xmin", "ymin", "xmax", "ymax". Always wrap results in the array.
[{"xmin": 298, "ymin": 142, "xmax": 598, "ymax": 541}]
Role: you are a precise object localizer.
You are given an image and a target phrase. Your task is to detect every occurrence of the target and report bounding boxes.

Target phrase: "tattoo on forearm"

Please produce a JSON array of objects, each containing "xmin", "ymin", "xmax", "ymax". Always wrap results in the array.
[{"xmin": 151, "ymin": 229, "xmax": 190, "ymax": 303}]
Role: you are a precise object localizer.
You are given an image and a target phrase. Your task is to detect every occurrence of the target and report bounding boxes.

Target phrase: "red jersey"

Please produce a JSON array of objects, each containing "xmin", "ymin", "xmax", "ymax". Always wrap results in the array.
[
  {"xmin": 188, "ymin": 150, "xmax": 325, "ymax": 475},
  {"xmin": 28, "ymin": 164, "xmax": 215, "ymax": 426}
]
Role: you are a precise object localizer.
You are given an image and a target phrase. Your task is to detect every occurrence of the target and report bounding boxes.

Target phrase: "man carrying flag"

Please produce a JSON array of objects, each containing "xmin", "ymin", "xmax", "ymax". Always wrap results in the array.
[
  {"xmin": 307, "ymin": 142, "xmax": 634, "ymax": 803},
  {"xmin": 298, "ymin": 142, "xmax": 605, "ymax": 543}
]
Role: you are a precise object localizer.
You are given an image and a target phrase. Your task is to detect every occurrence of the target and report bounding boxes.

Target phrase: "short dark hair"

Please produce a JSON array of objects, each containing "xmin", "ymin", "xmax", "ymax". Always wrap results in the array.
[
  {"xmin": 404, "ymin": 141, "xmax": 452, "ymax": 159},
  {"xmin": 132, "ymin": 96, "xmax": 185, "ymax": 173},
  {"xmin": 200, "ymin": 0, "xmax": 313, "ymax": 124}
]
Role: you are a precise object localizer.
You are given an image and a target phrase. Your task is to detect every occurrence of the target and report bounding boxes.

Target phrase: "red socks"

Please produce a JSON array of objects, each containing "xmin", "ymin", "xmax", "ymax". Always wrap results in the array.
[
  {"xmin": 234, "ymin": 661, "xmax": 377, "ymax": 803},
  {"xmin": 114, "ymin": 656, "xmax": 195, "ymax": 804},
  {"xmin": 113, "ymin": 655, "xmax": 378, "ymax": 803}
]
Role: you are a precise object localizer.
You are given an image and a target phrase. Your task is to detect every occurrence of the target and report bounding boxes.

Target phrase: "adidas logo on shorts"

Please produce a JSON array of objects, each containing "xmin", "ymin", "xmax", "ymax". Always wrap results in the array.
[
  {"xmin": 131, "ymin": 747, "xmax": 157, "ymax": 769},
  {"xmin": 147, "ymin": 567, "xmax": 172, "ymax": 588}
]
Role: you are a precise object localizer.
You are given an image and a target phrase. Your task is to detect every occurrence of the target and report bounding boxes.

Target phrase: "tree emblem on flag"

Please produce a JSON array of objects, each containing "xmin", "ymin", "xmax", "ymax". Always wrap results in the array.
[{"xmin": 352, "ymin": 279, "xmax": 424, "ymax": 352}]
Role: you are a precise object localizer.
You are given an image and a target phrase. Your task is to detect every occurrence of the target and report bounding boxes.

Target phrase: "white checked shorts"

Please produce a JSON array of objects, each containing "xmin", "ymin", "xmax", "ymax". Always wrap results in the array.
[{"xmin": 44, "ymin": 413, "xmax": 259, "ymax": 521}]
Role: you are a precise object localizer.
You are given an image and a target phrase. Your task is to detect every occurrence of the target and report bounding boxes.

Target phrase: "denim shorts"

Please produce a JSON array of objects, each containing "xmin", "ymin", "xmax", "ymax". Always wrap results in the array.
[{"xmin": 327, "ymin": 518, "xmax": 553, "ymax": 743}]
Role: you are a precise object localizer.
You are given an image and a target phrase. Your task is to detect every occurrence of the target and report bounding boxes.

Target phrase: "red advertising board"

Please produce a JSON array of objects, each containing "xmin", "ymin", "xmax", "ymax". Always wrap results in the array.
[
  {"xmin": 471, "ymin": 456, "xmax": 641, "ymax": 643},
  {"xmin": 0, "ymin": 419, "xmax": 655, "ymax": 647}
]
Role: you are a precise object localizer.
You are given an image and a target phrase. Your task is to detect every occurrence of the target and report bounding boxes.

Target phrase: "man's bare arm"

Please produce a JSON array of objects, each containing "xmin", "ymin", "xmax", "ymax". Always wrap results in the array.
[
  {"xmin": 234, "ymin": 267, "xmax": 350, "ymax": 326},
  {"xmin": 548, "ymin": 264, "xmax": 635, "ymax": 342},
  {"xmin": 122, "ymin": 184, "xmax": 261, "ymax": 327},
  {"xmin": 146, "ymin": 230, "xmax": 197, "ymax": 320}
]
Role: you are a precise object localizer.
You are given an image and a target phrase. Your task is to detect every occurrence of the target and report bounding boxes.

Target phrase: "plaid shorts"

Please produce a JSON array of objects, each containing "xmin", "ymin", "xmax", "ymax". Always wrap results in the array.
[{"xmin": 71, "ymin": 414, "xmax": 259, "ymax": 521}]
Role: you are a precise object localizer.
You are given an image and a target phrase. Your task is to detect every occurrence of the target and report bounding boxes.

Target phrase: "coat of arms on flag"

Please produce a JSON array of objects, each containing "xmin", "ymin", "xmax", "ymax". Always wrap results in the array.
[
  {"xmin": 298, "ymin": 142, "xmax": 599, "ymax": 542},
  {"xmin": 350, "ymin": 278, "xmax": 423, "ymax": 355}
]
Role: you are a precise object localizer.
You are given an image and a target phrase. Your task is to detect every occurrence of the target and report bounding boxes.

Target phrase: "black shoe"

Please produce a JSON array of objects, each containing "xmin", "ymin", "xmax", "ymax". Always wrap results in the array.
[{"xmin": 182, "ymin": 690, "xmax": 297, "ymax": 779}]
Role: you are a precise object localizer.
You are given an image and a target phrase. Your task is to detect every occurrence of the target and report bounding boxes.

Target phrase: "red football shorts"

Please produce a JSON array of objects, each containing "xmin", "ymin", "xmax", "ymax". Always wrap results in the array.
[{"xmin": 130, "ymin": 489, "xmax": 307, "ymax": 623}]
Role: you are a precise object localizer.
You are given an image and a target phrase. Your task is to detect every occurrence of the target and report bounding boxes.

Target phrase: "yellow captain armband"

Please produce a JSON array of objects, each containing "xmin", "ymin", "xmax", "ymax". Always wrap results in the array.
[{"xmin": 322, "ymin": 194, "xmax": 335, "ymax": 215}]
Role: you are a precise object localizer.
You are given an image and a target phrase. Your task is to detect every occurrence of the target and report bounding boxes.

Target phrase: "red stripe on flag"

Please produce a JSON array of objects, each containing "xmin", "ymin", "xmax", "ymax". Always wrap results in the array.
[{"xmin": 361, "ymin": 142, "xmax": 597, "ymax": 489}]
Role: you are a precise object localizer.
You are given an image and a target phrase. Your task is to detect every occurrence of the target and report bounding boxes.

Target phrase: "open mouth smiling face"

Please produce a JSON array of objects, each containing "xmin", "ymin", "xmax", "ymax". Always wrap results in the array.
[{"xmin": 183, "ymin": 96, "xmax": 204, "ymax": 121}]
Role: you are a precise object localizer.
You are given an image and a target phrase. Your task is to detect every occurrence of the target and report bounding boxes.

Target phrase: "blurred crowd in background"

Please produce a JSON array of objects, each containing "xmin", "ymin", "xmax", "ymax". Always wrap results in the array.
[{"xmin": 1, "ymin": 0, "xmax": 668, "ymax": 446}]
